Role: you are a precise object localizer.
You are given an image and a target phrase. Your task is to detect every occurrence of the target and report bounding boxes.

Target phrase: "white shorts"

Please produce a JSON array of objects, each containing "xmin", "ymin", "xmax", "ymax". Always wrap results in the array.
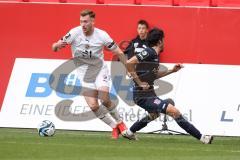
[{"xmin": 76, "ymin": 64, "xmax": 110, "ymax": 90}]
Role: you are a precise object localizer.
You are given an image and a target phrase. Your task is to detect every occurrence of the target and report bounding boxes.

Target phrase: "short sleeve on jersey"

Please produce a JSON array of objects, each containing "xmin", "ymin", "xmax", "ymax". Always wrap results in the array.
[
  {"xmin": 61, "ymin": 28, "xmax": 78, "ymax": 44},
  {"xmin": 136, "ymin": 50, "xmax": 151, "ymax": 62},
  {"xmin": 102, "ymin": 31, "xmax": 117, "ymax": 50}
]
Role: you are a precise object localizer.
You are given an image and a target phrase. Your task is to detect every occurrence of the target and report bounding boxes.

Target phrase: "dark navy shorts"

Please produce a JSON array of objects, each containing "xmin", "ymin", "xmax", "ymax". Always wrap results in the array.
[{"xmin": 133, "ymin": 96, "xmax": 169, "ymax": 114}]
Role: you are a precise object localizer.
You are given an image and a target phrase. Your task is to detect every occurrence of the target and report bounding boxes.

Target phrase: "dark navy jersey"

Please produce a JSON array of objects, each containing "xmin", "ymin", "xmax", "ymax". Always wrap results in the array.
[
  {"xmin": 132, "ymin": 48, "xmax": 170, "ymax": 113},
  {"xmin": 134, "ymin": 47, "xmax": 160, "ymax": 88},
  {"xmin": 124, "ymin": 36, "xmax": 148, "ymax": 59}
]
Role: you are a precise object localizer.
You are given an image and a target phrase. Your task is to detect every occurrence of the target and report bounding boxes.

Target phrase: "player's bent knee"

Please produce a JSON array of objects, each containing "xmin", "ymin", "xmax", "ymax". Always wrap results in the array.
[
  {"xmin": 101, "ymin": 99, "xmax": 112, "ymax": 107},
  {"xmin": 98, "ymin": 93, "xmax": 111, "ymax": 104},
  {"xmin": 89, "ymin": 104, "xmax": 100, "ymax": 112},
  {"xmin": 166, "ymin": 104, "xmax": 181, "ymax": 119}
]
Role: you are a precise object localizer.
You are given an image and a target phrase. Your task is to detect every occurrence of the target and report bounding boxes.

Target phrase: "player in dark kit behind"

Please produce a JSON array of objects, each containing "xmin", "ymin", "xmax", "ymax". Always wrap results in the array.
[
  {"xmin": 124, "ymin": 28, "xmax": 213, "ymax": 144},
  {"xmin": 124, "ymin": 20, "xmax": 149, "ymax": 59}
]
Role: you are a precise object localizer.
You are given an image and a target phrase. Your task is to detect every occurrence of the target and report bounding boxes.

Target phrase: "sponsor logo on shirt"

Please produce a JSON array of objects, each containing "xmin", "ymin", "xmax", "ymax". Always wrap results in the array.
[{"xmin": 134, "ymin": 42, "xmax": 139, "ymax": 48}]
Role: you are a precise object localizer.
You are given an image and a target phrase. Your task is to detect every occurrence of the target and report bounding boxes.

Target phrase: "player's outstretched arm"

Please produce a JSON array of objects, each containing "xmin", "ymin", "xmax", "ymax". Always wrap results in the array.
[
  {"xmin": 52, "ymin": 40, "xmax": 68, "ymax": 52},
  {"xmin": 156, "ymin": 64, "xmax": 184, "ymax": 79},
  {"xmin": 112, "ymin": 46, "xmax": 138, "ymax": 79},
  {"xmin": 112, "ymin": 46, "xmax": 128, "ymax": 66}
]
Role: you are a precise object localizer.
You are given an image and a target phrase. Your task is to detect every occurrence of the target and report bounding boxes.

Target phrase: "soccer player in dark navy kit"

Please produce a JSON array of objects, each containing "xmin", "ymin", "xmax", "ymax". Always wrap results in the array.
[
  {"xmin": 124, "ymin": 20, "xmax": 149, "ymax": 59},
  {"xmin": 124, "ymin": 28, "xmax": 213, "ymax": 144}
]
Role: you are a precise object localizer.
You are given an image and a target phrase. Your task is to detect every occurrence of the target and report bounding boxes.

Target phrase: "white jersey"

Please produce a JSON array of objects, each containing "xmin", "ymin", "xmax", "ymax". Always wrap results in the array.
[
  {"xmin": 61, "ymin": 26, "xmax": 116, "ymax": 89},
  {"xmin": 62, "ymin": 26, "xmax": 117, "ymax": 61}
]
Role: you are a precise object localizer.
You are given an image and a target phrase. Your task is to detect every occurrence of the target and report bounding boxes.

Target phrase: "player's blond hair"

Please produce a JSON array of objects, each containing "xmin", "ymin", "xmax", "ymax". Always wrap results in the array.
[{"xmin": 80, "ymin": 9, "xmax": 96, "ymax": 19}]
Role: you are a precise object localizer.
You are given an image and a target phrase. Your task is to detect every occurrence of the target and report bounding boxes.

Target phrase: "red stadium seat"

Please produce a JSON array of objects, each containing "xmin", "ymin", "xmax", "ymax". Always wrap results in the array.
[
  {"xmin": 0, "ymin": 0, "xmax": 18, "ymax": 1},
  {"xmin": 177, "ymin": 0, "xmax": 211, "ymax": 6},
  {"xmin": 20, "ymin": 0, "xmax": 101, "ymax": 3},
  {"xmin": 102, "ymin": 0, "xmax": 137, "ymax": 4},
  {"xmin": 210, "ymin": 0, "xmax": 217, "ymax": 7},
  {"xmin": 66, "ymin": 0, "xmax": 102, "ymax": 3},
  {"xmin": 216, "ymin": 0, "xmax": 240, "ymax": 7},
  {"xmin": 140, "ymin": 0, "xmax": 174, "ymax": 5},
  {"xmin": 20, "ymin": 0, "xmax": 66, "ymax": 2}
]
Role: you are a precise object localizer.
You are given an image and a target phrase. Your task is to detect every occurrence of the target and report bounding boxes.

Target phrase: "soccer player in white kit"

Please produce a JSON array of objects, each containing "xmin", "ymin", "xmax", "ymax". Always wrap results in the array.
[{"xmin": 52, "ymin": 9, "xmax": 128, "ymax": 139}]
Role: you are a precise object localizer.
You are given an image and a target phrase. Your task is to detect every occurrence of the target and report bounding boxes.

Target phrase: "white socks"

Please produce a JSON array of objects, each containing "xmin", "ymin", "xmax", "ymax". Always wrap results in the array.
[
  {"xmin": 200, "ymin": 135, "xmax": 213, "ymax": 144},
  {"xmin": 94, "ymin": 105, "xmax": 117, "ymax": 128},
  {"xmin": 126, "ymin": 129, "xmax": 134, "ymax": 136},
  {"xmin": 106, "ymin": 105, "xmax": 122, "ymax": 124}
]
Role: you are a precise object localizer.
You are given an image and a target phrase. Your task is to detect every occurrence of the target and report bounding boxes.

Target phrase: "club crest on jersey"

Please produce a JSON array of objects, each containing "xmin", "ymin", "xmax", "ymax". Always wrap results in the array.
[
  {"xmin": 85, "ymin": 44, "xmax": 90, "ymax": 49},
  {"xmin": 154, "ymin": 99, "xmax": 161, "ymax": 105}
]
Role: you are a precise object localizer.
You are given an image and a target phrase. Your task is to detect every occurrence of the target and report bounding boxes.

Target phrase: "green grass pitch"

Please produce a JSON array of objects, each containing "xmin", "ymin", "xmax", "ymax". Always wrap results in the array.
[{"xmin": 0, "ymin": 128, "xmax": 240, "ymax": 160}]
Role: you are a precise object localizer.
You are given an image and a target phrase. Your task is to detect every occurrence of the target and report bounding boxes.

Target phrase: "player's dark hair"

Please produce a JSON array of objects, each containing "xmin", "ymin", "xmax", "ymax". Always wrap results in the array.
[
  {"xmin": 147, "ymin": 28, "xmax": 164, "ymax": 47},
  {"xmin": 138, "ymin": 20, "xmax": 149, "ymax": 29},
  {"xmin": 80, "ymin": 9, "xmax": 96, "ymax": 18}
]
